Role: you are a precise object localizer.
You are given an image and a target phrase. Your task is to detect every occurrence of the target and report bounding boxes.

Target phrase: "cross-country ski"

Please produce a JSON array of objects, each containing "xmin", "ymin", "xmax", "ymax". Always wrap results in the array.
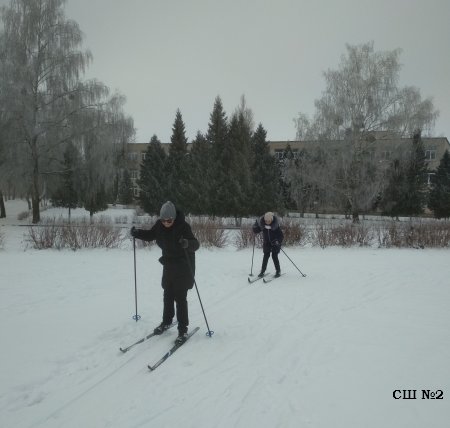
[
  {"xmin": 148, "ymin": 327, "xmax": 200, "ymax": 371},
  {"xmin": 119, "ymin": 322, "xmax": 177, "ymax": 353}
]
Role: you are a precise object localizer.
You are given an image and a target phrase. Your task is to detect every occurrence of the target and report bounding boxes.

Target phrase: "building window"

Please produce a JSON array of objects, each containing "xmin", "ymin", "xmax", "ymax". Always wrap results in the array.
[
  {"xmin": 380, "ymin": 151, "xmax": 392, "ymax": 161},
  {"xmin": 130, "ymin": 170, "xmax": 139, "ymax": 180},
  {"xmin": 128, "ymin": 152, "xmax": 138, "ymax": 161},
  {"xmin": 424, "ymin": 148, "xmax": 436, "ymax": 161},
  {"xmin": 427, "ymin": 173, "xmax": 436, "ymax": 186},
  {"xmin": 141, "ymin": 152, "xmax": 146, "ymax": 161},
  {"xmin": 274, "ymin": 149, "xmax": 284, "ymax": 160}
]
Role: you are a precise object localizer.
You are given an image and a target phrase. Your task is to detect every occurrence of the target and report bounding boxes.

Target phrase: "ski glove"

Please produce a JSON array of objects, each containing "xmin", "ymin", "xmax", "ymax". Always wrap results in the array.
[
  {"xmin": 179, "ymin": 238, "xmax": 189, "ymax": 249},
  {"xmin": 130, "ymin": 226, "xmax": 137, "ymax": 237},
  {"xmin": 272, "ymin": 240, "xmax": 280, "ymax": 247}
]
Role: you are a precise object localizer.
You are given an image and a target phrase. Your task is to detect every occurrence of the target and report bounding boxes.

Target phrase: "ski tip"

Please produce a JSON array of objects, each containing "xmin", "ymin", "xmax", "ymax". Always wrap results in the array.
[
  {"xmin": 148, "ymin": 365, "xmax": 155, "ymax": 371},
  {"xmin": 119, "ymin": 347, "xmax": 128, "ymax": 353}
]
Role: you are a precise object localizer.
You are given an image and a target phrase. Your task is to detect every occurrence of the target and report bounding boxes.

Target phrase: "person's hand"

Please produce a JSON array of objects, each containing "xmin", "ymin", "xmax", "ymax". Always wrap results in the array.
[
  {"xmin": 272, "ymin": 240, "xmax": 280, "ymax": 247},
  {"xmin": 179, "ymin": 238, "xmax": 188, "ymax": 249},
  {"xmin": 130, "ymin": 226, "xmax": 137, "ymax": 237}
]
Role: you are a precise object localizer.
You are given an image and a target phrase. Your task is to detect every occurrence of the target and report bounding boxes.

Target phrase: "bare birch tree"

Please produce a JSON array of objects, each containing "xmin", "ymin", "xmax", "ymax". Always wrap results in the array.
[{"xmin": 292, "ymin": 41, "xmax": 439, "ymax": 221}]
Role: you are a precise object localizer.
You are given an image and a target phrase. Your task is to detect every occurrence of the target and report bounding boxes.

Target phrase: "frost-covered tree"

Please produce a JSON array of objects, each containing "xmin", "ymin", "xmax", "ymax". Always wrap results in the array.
[
  {"xmin": 295, "ymin": 42, "xmax": 438, "ymax": 140},
  {"xmin": 0, "ymin": 0, "xmax": 134, "ymax": 223},
  {"xmin": 292, "ymin": 42, "xmax": 438, "ymax": 221}
]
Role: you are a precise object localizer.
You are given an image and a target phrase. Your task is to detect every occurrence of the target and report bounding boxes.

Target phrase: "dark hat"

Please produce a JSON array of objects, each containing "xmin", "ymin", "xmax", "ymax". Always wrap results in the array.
[{"xmin": 160, "ymin": 201, "xmax": 176, "ymax": 219}]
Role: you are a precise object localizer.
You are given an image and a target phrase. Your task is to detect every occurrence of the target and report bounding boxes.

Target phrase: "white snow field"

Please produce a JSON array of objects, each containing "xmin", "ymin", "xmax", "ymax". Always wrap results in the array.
[{"xmin": 1, "ymin": 199, "xmax": 449, "ymax": 428}]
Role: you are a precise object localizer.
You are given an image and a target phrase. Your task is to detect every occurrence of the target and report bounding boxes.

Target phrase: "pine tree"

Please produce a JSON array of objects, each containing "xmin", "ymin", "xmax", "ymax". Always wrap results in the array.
[
  {"xmin": 429, "ymin": 150, "xmax": 450, "ymax": 219},
  {"xmin": 138, "ymin": 135, "xmax": 167, "ymax": 215}
]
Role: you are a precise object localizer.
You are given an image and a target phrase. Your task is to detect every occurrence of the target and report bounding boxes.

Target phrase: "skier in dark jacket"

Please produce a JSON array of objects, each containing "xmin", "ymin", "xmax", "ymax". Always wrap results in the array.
[
  {"xmin": 252, "ymin": 211, "xmax": 284, "ymax": 278},
  {"xmin": 131, "ymin": 201, "xmax": 199, "ymax": 344}
]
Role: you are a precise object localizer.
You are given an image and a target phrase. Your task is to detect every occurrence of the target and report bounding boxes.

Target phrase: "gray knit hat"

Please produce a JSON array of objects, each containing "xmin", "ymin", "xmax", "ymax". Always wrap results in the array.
[{"xmin": 160, "ymin": 201, "xmax": 176, "ymax": 219}]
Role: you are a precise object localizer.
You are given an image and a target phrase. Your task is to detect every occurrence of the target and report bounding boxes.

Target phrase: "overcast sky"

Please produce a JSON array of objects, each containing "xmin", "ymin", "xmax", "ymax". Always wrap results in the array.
[{"xmin": 3, "ymin": 0, "xmax": 450, "ymax": 144}]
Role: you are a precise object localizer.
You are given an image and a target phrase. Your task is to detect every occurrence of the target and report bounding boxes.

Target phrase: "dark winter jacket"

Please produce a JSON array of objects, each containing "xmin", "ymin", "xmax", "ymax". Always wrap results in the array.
[
  {"xmin": 252, "ymin": 215, "xmax": 284, "ymax": 254},
  {"xmin": 132, "ymin": 210, "xmax": 199, "ymax": 290}
]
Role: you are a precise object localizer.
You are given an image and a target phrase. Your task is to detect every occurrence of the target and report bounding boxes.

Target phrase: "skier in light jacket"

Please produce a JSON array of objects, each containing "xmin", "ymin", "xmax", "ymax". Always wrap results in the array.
[{"xmin": 252, "ymin": 211, "xmax": 283, "ymax": 278}]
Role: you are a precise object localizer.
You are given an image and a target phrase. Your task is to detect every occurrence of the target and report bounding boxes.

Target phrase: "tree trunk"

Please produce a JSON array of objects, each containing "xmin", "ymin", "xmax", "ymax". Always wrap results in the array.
[
  {"xmin": 31, "ymin": 137, "xmax": 41, "ymax": 224},
  {"xmin": 352, "ymin": 211, "xmax": 360, "ymax": 223},
  {"xmin": 0, "ymin": 191, "xmax": 6, "ymax": 218}
]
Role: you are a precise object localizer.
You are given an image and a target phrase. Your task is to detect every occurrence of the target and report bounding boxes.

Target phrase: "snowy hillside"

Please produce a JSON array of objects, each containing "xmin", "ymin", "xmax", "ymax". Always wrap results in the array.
[{"xmin": 1, "ymin": 200, "xmax": 449, "ymax": 428}]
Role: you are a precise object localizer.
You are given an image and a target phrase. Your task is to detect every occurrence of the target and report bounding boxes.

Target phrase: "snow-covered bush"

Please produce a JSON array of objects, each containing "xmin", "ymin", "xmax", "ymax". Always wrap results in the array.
[
  {"xmin": 26, "ymin": 218, "xmax": 125, "ymax": 250},
  {"xmin": 189, "ymin": 217, "xmax": 228, "ymax": 248}
]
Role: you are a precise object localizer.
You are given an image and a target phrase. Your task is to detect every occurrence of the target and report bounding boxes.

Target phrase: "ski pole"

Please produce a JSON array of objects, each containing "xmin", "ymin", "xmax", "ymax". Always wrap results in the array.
[
  {"xmin": 249, "ymin": 233, "xmax": 256, "ymax": 276},
  {"xmin": 132, "ymin": 237, "xmax": 141, "ymax": 321},
  {"xmin": 183, "ymin": 248, "xmax": 214, "ymax": 337},
  {"xmin": 280, "ymin": 247, "xmax": 307, "ymax": 277}
]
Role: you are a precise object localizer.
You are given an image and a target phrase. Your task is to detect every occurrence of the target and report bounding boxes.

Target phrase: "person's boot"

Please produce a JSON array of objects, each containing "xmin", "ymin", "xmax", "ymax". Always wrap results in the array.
[
  {"xmin": 175, "ymin": 330, "xmax": 189, "ymax": 345},
  {"xmin": 153, "ymin": 322, "xmax": 172, "ymax": 335}
]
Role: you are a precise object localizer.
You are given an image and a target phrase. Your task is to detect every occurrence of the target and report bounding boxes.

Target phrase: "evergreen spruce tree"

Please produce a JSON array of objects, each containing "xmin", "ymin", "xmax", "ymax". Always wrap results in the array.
[
  {"xmin": 81, "ymin": 171, "xmax": 109, "ymax": 220},
  {"xmin": 206, "ymin": 96, "xmax": 229, "ymax": 217},
  {"xmin": 279, "ymin": 145, "xmax": 297, "ymax": 212},
  {"xmin": 380, "ymin": 159, "xmax": 407, "ymax": 219},
  {"xmin": 189, "ymin": 131, "xmax": 211, "ymax": 214},
  {"xmin": 429, "ymin": 150, "xmax": 450, "ymax": 219},
  {"xmin": 250, "ymin": 123, "xmax": 281, "ymax": 215},
  {"xmin": 402, "ymin": 130, "xmax": 428, "ymax": 216},
  {"xmin": 138, "ymin": 135, "xmax": 167, "ymax": 215},
  {"xmin": 381, "ymin": 131, "xmax": 428, "ymax": 217},
  {"xmin": 166, "ymin": 109, "xmax": 191, "ymax": 212},
  {"xmin": 50, "ymin": 142, "xmax": 81, "ymax": 221},
  {"xmin": 223, "ymin": 112, "xmax": 252, "ymax": 221},
  {"xmin": 118, "ymin": 169, "xmax": 134, "ymax": 205}
]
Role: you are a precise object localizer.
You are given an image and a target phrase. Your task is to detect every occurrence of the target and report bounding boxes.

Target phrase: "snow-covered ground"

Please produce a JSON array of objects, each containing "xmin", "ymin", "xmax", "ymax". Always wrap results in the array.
[{"xmin": 1, "ymin": 200, "xmax": 449, "ymax": 428}]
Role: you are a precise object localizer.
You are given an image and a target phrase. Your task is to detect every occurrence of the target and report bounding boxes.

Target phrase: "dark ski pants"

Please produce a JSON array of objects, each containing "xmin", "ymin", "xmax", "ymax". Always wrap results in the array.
[
  {"xmin": 162, "ymin": 287, "xmax": 189, "ymax": 334},
  {"xmin": 261, "ymin": 250, "xmax": 280, "ymax": 273}
]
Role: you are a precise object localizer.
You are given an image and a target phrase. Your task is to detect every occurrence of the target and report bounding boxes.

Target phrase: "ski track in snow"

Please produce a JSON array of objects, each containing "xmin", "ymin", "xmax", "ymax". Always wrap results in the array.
[{"xmin": 1, "ymin": 202, "xmax": 450, "ymax": 427}]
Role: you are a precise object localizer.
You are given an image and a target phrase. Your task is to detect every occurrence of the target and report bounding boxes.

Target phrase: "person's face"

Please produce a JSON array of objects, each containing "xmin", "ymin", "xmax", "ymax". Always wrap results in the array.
[
  {"xmin": 265, "ymin": 218, "xmax": 273, "ymax": 225},
  {"xmin": 161, "ymin": 218, "xmax": 174, "ymax": 228}
]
